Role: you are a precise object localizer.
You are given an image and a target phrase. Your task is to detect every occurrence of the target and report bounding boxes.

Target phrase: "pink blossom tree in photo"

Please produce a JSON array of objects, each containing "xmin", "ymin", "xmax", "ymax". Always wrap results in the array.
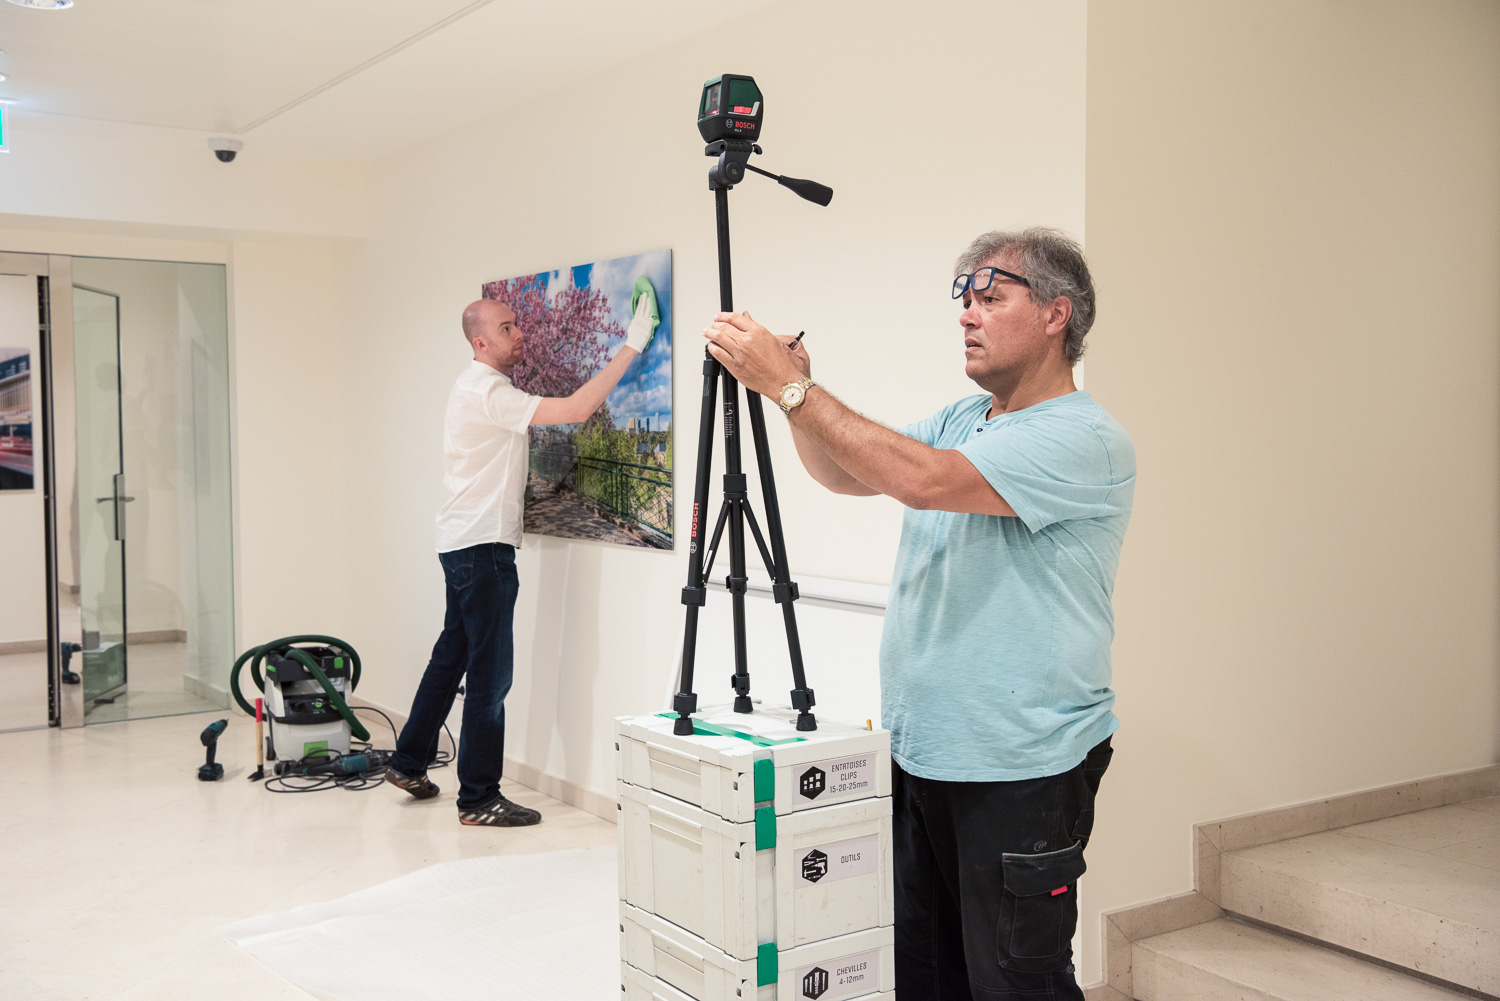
[{"xmin": 481, "ymin": 275, "xmax": 620, "ymax": 406}]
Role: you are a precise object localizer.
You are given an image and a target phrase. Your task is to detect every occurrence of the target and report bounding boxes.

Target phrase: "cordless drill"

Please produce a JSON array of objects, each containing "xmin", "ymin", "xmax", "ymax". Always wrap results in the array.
[{"xmin": 197, "ymin": 719, "xmax": 228, "ymax": 781}]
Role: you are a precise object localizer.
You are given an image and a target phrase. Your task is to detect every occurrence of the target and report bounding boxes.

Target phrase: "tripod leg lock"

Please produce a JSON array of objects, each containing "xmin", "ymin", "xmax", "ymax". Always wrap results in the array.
[
  {"xmin": 790, "ymin": 688, "xmax": 816, "ymax": 712},
  {"xmin": 672, "ymin": 692, "xmax": 698, "ymax": 735},
  {"xmin": 772, "ymin": 581, "xmax": 800, "ymax": 603},
  {"xmin": 722, "ymin": 473, "xmax": 747, "ymax": 500},
  {"xmin": 681, "ymin": 585, "xmax": 707, "ymax": 606},
  {"xmin": 725, "ymin": 575, "xmax": 749, "ymax": 595},
  {"xmin": 732, "ymin": 671, "xmax": 753, "ymax": 713}
]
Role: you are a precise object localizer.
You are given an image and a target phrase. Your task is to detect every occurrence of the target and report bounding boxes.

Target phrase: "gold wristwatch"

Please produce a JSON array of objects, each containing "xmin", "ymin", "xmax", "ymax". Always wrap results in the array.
[{"xmin": 778, "ymin": 378, "xmax": 815, "ymax": 415}]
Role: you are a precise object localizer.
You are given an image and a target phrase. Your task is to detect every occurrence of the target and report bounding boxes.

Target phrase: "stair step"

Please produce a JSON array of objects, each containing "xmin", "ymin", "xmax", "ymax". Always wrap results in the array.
[
  {"xmin": 1219, "ymin": 799, "xmax": 1500, "ymax": 995},
  {"xmin": 1133, "ymin": 918, "xmax": 1472, "ymax": 1001}
]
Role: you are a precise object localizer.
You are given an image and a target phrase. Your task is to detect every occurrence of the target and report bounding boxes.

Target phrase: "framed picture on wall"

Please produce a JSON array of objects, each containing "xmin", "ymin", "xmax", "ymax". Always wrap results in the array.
[
  {"xmin": 482, "ymin": 249, "xmax": 673, "ymax": 550},
  {"xmin": 0, "ymin": 348, "xmax": 34, "ymax": 491}
]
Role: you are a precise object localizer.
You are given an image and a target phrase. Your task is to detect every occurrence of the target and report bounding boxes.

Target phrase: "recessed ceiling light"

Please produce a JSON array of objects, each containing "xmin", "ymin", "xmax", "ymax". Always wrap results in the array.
[
  {"xmin": 0, "ymin": 74, "xmax": 8, "ymax": 83},
  {"xmin": 6, "ymin": 0, "xmax": 75, "ymax": 8}
]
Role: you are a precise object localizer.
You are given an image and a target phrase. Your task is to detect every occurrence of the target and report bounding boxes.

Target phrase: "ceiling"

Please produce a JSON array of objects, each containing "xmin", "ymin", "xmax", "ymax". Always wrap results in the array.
[{"xmin": 0, "ymin": 0, "xmax": 781, "ymax": 162}]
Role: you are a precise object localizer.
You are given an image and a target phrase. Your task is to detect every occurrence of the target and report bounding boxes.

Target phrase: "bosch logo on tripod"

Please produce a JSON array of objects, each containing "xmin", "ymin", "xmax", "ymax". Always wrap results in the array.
[
  {"xmin": 801, "ymin": 967, "xmax": 829, "ymax": 999},
  {"xmin": 800, "ymin": 765, "xmax": 826, "ymax": 799},
  {"xmin": 801, "ymin": 848, "xmax": 829, "ymax": 883}
]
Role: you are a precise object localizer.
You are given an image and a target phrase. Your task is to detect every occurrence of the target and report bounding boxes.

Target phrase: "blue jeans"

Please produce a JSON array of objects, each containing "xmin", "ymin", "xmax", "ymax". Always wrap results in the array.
[{"xmin": 391, "ymin": 542, "xmax": 518, "ymax": 810}]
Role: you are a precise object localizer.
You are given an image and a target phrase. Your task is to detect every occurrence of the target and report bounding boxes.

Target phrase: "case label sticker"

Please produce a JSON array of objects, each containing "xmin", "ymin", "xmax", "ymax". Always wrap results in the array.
[
  {"xmin": 797, "ymin": 834, "xmax": 879, "ymax": 887},
  {"xmin": 794, "ymin": 753, "xmax": 877, "ymax": 804},
  {"xmin": 794, "ymin": 948, "xmax": 881, "ymax": 1000}
]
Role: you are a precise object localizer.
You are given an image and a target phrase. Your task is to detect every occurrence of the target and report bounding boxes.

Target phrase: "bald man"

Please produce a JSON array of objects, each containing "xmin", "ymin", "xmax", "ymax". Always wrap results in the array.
[{"xmin": 386, "ymin": 296, "xmax": 656, "ymax": 826}]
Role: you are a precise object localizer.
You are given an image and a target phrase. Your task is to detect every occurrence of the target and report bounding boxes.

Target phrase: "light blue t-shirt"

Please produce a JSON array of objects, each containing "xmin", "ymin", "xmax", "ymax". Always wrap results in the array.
[{"xmin": 880, "ymin": 391, "xmax": 1135, "ymax": 782}]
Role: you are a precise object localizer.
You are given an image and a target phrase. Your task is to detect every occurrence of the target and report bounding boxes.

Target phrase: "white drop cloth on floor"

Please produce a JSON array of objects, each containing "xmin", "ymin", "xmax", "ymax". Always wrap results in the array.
[{"xmin": 220, "ymin": 847, "xmax": 618, "ymax": 1001}]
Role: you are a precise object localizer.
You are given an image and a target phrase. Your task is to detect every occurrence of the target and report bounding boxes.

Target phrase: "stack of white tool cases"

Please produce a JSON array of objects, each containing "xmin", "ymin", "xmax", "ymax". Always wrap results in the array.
[{"xmin": 615, "ymin": 706, "xmax": 896, "ymax": 1001}]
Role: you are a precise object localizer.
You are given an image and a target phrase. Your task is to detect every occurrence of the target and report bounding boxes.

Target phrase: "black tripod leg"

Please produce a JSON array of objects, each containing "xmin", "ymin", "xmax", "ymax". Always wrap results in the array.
[
  {"xmin": 721, "ymin": 372, "xmax": 753, "ymax": 714},
  {"xmin": 744, "ymin": 392, "xmax": 817, "ymax": 731},
  {"xmin": 675, "ymin": 353, "xmax": 721, "ymax": 735}
]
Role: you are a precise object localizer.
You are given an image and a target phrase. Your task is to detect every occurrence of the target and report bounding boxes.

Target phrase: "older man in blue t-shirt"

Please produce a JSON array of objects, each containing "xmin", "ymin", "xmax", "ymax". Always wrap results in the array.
[{"xmin": 704, "ymin": 227, "xmax": 1134, "ymax": 1001}]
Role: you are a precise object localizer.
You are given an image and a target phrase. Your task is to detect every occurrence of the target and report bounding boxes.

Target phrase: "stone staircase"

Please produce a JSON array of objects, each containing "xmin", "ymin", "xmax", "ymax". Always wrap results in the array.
[{"xmin": 1089, "ymin": 766, "xmax": 1500, "ymax": 1000}]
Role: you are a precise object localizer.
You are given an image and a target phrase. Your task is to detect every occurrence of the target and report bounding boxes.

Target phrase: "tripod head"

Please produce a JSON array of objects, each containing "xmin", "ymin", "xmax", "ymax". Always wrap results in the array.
[{"xmin": 699, "ymin": 74, "xmax": 832, "ymax": 205}]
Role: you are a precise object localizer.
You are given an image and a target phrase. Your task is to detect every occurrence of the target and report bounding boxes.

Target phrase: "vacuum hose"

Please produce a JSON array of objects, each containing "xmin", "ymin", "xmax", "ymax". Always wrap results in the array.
[{"xmin": 230, "ymin": 635, "xmax": 370, "ymax": 742}]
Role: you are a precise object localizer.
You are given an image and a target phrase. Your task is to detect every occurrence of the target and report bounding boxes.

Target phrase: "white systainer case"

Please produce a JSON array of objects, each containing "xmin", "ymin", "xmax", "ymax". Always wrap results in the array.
[
  {"xmin": 620, "ymin": 902, "xmax": 895, "ymax": 1001},
  {"xmin": 615, "ymin": 706, "xmax": 891, "ymax": 823},
  {"xmin": 617, "ymin": 780, "xmax": 894, "ymax": 960}
]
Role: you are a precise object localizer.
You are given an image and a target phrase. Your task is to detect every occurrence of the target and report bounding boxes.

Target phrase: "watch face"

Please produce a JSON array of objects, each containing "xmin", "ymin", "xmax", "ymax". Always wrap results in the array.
[{"xmin": 782, "ymin": 385, "xmax": 804, "ymax": 408}]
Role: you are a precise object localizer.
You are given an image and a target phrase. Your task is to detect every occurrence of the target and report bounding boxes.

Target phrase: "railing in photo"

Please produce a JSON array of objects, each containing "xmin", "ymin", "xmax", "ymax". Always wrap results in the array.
[{"xmin": 531, "ymin": 448, "xmax": 673, "ymax": 548}]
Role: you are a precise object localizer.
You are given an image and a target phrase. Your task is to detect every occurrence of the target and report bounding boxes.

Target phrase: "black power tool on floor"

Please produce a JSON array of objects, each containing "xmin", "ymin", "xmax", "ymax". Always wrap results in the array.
[
  {"xmin": 197, "ymin": 719, "xmax": 228, "ymax": 781},
  {"xmin": 274, "ymin": 749, "xmax": 392, "ymax": 777}
]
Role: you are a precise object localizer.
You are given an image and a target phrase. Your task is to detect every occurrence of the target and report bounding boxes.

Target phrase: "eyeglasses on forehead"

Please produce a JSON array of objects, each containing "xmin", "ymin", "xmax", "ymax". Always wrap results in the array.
[{"xmin": 952, "ymin": 266, "xmax": 1031, "ymax": 300}]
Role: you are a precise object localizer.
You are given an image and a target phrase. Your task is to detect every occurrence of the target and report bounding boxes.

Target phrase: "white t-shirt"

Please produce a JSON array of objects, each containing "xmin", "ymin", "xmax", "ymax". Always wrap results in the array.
[{"xmin": 434, "ymin": 360, "xmax": 542, "ymax": 552}]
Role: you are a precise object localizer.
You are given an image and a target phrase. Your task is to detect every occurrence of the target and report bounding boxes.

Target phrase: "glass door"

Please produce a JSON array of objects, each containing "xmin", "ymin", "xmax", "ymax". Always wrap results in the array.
[{"xmin": 72, "ymin": 286, "xmax": 128, "ymax": 710}]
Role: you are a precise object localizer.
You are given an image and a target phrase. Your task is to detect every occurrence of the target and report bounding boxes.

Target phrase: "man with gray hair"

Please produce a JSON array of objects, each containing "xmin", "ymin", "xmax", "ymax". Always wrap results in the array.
[{"xmin": 704, "ymin": 227, "xmax": 1134, "ymax": 1001}]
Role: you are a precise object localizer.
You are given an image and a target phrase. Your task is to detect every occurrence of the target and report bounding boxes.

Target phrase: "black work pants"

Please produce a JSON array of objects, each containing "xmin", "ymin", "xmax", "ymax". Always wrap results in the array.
[{"xmin": 893, "ymin": 738, "xmax": 1113, "ymax": 1001}]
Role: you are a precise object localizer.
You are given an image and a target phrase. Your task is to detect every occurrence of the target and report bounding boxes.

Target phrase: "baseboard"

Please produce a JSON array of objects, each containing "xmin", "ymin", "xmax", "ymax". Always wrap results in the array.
[
  {"xmin": 129, "ymin": 629, "xmax": 188, "ymax": 645},
  {"xmin": 501, "ymin": 755, "xmax": 616, "ymax": 823},
  {"xmin": 350, "ymin": 695, "xmax": 617, "ymax": 824},
  {"xmin": 0, "ymin": 631, "xmax": 187, "ymax": 656},
  {"xmin": 182, "ymin": 672, "xmax": 228, "ymax": 703},
  {"xmin": 1099, "ymin": 763, "xmax": 1500, "ymax": 1000}
]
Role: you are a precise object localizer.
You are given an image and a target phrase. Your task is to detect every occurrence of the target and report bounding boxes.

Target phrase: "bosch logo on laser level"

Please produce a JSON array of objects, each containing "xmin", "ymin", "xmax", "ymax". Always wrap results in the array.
[
  {"xmin": 801, "ymin": 967, "xmax": 829, "ymax": 999},
  {"xmin": 799, "ymin": 765, "xmax": 826, "ymax": 799},
  {"xmin": 801, "ymin": 848, "xmax": 829, "ymax": 883}
]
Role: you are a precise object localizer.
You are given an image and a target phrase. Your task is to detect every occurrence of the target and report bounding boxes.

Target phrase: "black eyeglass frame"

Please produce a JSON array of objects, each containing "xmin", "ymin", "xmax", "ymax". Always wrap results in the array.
[{"xmin": 952, "ymin": 266, "xmax": 1032, "ymax": 300}]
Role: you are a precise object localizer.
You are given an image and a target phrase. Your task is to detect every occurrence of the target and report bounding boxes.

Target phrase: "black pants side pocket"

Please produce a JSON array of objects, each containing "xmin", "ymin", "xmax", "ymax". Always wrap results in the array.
[{"xmin": 998, "ymin": 839, "xmax": 1088, "ymax": 973}]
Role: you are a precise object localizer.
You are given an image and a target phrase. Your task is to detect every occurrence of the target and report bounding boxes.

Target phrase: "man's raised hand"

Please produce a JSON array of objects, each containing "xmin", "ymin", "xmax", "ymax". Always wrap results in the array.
[{"xmin": 703, "ymin": 311, "xmax": 807, "ymax": 398}]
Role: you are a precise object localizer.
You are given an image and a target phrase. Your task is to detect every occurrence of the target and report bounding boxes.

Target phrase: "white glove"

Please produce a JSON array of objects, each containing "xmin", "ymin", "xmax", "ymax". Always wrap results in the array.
[{"xmin": 625, "ymin": 291, "xmax": 657, "ymax": 353}]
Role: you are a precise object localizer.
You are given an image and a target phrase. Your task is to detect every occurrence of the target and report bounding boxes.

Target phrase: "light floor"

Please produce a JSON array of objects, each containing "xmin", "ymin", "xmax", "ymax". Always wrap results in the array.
[
  {"xmin": 0, "ymin": 641, "xmax": 228, "ymax": 734},
  {"xmin": 0, "ymin": 649, "xmax": 49, "ymax": 733},
  {"xmin": 82, "ymin": 641, "xmax": 226, "ymax": 725},
  {"xmin": 0, "ymin": 709, "xmax": 616, "ymax": 1000}
]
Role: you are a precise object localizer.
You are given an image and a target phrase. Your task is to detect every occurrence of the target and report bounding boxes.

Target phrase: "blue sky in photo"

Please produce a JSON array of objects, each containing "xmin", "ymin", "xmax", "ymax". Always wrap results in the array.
[{"xmin": 538, "ymin": 248, "xmax": 673, "ymax": 429}]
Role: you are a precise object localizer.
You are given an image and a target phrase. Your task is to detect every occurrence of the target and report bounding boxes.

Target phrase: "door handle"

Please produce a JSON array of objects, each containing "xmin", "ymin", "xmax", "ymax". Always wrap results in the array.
[{"xmin": 95, "ymin": 473, "xmax": 135, "ymax": 541}]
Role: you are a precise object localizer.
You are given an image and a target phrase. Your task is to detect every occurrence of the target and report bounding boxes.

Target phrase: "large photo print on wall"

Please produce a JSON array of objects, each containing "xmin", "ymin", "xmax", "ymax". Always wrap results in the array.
[
  {"xmin": 483, "ymin": 249, "xmax": 672, "ymax": 550},
  {"xmin": 0, "ymin": 348, "xmax": 34, "ymax": 491}
]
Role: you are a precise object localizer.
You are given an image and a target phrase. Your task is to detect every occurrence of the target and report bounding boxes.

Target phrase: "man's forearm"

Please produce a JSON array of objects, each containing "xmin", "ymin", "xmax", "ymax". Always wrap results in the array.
[
  {"xmin": 789, "ymin": 416, "xmax": 877, "ymax": 496},
  {"xmin": 569, "ymin": 346, "xmax": 637, "ymax": 418},
  {"xmin": 789, "ymin": 388, "xmax": 935, "ymax": 505}
]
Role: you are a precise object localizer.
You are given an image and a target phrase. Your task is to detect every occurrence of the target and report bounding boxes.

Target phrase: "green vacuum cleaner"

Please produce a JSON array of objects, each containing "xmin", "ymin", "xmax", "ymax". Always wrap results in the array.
[{"xmin": 231, "ymin": 635, "xmax": 370, "ymax": 762}]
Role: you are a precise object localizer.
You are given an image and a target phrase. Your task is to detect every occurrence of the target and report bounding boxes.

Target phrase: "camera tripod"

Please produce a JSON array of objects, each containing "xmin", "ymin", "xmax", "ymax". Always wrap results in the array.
[{"xmin": 672, "ymin": 136, "xmax": 833, "ymax": 736}]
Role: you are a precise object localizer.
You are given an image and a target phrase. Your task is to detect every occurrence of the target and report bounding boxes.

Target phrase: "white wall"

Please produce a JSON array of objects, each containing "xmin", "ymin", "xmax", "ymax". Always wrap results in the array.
[
  {"xmin": 227, "ymin": 237, "xmax": 361, "ymax": 650},
  {"xmin": 0, "ymin": 273, "xmax": 45, "ymax": 645},
  {"xmin": 0, "ymin": 114, "xmax": 367, "ymax": 239},
  {"xmin": 337, "ymin": 0, "xmax": 1088, "ymax": 808},
  {"xmin": 1082, "ymin": 0, "xmax": 1500, "ymax": 965}
]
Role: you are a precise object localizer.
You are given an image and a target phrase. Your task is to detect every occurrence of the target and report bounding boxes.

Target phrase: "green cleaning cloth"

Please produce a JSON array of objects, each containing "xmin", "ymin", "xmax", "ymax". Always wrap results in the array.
[{"xmin": 631, "ymin": 274, "xmax": 661, "ymax": 338}]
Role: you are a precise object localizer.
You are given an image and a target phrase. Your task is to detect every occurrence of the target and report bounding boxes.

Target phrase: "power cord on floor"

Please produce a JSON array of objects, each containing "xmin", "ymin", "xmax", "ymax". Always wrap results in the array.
[{"xmin": 255, "ymin": 708, "xmax": 455, "ymax": 794}]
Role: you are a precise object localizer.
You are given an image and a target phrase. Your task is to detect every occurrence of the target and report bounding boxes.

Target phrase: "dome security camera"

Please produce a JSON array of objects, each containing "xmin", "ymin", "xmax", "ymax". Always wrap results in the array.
[{"xmin": 207, "ymin": 138, "xmax": 243, "ymax": 163}]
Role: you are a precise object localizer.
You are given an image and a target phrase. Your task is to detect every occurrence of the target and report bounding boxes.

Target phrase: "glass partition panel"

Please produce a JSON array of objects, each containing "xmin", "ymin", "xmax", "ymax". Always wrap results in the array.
[{"xmin": 70, "ymin": 258, "xmax": 233, "ymax": 723}]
